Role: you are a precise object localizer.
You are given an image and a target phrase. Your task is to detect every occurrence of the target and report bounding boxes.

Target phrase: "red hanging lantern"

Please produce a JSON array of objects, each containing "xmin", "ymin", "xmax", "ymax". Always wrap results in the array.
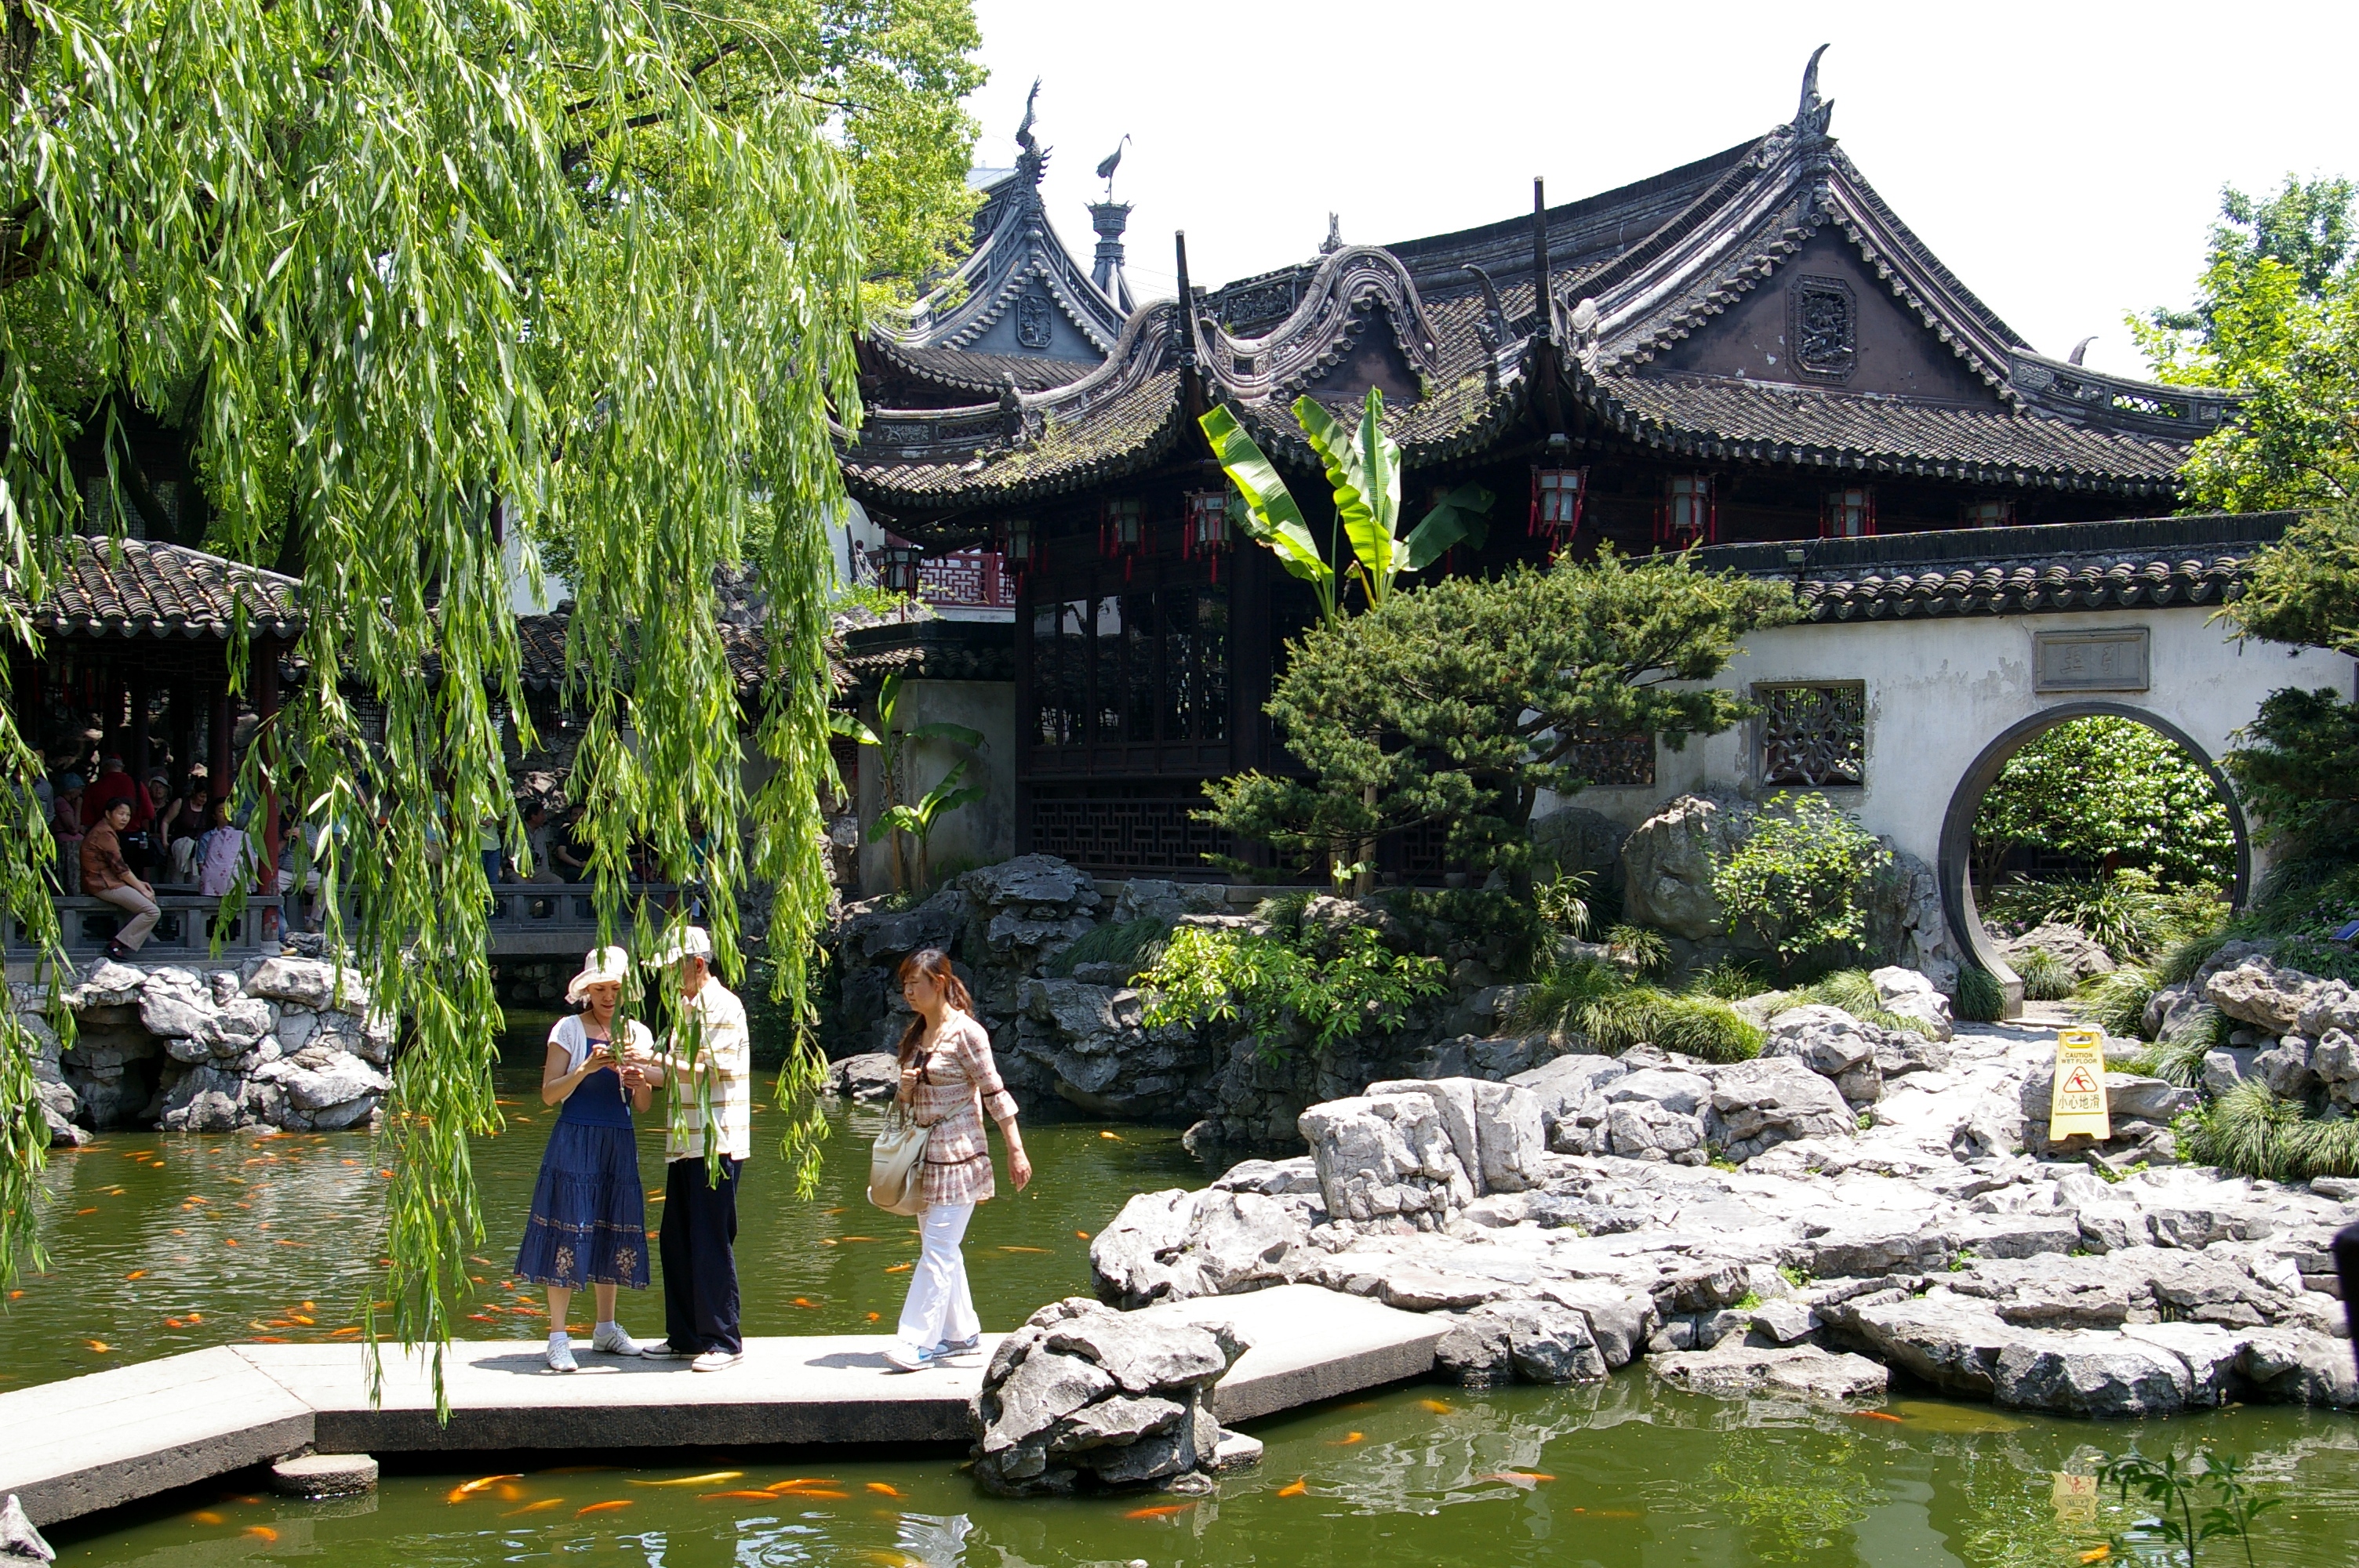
[
  {"xmin": 999, "ymin": 516, "xmax": 1039, "ymax": 591},
  {"xmin": 1819, "ymin": 485, "xmax": 1875, "ymax": 539},
  {"xmin": 1100, "ymin": 496, "xmax": 1147, "ymax": 580},
  {"xmin": 1529, "ymin": 466, "xmax": 1587, "ymax": 556},
  {"xmin": 1181, "ymin": 489, "xmax": 1230, "ymax": 582},
  {"xmin": 1654, "ymin": 474, "xmax": 1716, "ymax": 547}
]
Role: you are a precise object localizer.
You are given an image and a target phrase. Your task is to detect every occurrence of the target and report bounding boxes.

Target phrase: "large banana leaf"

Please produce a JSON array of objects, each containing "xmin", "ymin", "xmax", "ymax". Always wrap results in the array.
[
  {"xmin": 1401, "ymin": 482, "xmax": 1496, "ymax": 572},
  {"xmin": 1294, "ymin": 390, "xmax": 1403, "ymax": 604},
  {"xmin": 1199, "ymin": 404, "xmax": 1335, "ymax": 619}
]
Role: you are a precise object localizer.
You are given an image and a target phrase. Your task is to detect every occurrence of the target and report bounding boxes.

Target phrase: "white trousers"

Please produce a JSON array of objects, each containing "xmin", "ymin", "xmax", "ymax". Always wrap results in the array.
[{"xmin": 895, "ymin": 1201, "xmax": 978, "ymax": 1352}]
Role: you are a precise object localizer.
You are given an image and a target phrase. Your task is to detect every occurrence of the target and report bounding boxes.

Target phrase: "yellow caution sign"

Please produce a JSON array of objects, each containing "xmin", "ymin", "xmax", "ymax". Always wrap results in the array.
[{"xmin": 2048, "ymin": 1027, "xmax": 2111, "ymax": 1141}]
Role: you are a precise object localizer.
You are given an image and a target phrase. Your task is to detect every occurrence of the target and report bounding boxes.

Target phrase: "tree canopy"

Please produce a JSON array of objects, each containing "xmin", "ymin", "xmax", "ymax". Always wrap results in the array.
[
  {"xmin": 1971, "ymin": 716, "xmax": 2237, "ymax": 888},
  {"xmin": 1200, "ymin": 550, "xmax": 1792, "ymax": 877},
  {"xmin": 1, "ymin": 0, "xmax": 883, "ymax": 1390},
  {"xmin": 2133, "ymin": 176, "xmax": 2359, "ymax": 511}
]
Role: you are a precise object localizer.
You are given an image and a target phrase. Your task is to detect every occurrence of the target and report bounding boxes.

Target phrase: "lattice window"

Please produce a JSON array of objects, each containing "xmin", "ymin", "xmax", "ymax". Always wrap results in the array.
[
  {"xmin": 1759, "ymin": 683, "xmax": 1866, "ymax": 786},
  {"xmin": 1027, "ymin": 790, "xmax": 1230, "ymax": 874},
  {"xmin": 916, "ymin": 548, "xmax": 1012, "ymax": 607},
  {"xmin": 1562, "ymin": 730, "xmax": 1656, "ymax": 787}
]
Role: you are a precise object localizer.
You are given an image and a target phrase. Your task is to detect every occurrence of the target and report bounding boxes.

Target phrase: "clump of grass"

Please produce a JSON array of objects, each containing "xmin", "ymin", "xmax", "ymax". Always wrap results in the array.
[
  {"xmin": 1954, "ymin": 966, "xmax": 2007, "ymax": 1023},
  {"xmin": 2013, "ymin": 946, "xmax": 2078, "ymax": 1002},
  {"xmin": 1043, "ymin": 916, "xmax": 1176, "ymax": 979},
  {"xmin": 2078, "ymin": 964, "xmax": 2160, "ymax": 1040},
  {"xmin": 1689, "ymin": 960, "xmax": 1767, "ymax": 1000},
  {"xmin": 1509, "ymin": 957, "xmax": 1762, "ymax": 1063},
  {"xmin": 2177, "ymin": 1083, "xmax": 2359, "ymax": 1181},
  {"xmin": 2145, "ymin": 1029, "xmax": 2219, "ymax": 1089},
  {"xmin": 1743, "ymin": 968, "xmax": 1936, "ymax": 1038},
  {"xmin": 1605, "ymin": 923, "xmax": 1670, "ymax": 977}
]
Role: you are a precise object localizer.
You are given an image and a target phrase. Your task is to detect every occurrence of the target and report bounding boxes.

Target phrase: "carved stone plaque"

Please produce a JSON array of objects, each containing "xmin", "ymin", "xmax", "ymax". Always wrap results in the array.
[
  {"xmin": 2034, "ymin": 628, "xmax": 2150, "ymax": 692},
  {"xmin": 1790, "ymin": 275, "xmax": 1856, "ymax": 381}
]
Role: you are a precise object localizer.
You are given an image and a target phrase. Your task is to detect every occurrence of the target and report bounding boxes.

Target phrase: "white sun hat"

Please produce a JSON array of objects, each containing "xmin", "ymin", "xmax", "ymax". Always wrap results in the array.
[
  {"xmin": 643, "ymin": 925, "xmax": 714, "ymax": 968},
  {"xmin": 565, "ymin": 946, "xmax": 633, "ymax": 1004}
]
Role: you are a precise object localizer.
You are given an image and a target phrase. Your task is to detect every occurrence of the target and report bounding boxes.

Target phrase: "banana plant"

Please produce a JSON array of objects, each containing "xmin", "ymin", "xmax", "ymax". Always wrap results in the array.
[
  {"xmin": 869, "ymin": 759, "xmax": 989, "ymax": 892},
  {"xmin": 1199, "ymin": 387, "xmax": 1492, "ymax": 624},
  {"xmin": 829, "ymin": 670, "xmax": 986, "ymax": 891}
]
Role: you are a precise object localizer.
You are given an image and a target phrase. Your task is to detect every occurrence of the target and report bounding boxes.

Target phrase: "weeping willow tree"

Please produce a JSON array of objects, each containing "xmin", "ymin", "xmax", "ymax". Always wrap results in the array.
[{"xmin": 0, "ymin": 1, "xmax": 874, "ymax": 1390}]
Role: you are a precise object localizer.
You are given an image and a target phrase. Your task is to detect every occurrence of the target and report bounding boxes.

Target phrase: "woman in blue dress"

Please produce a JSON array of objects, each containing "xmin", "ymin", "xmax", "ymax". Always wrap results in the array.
[{"xmin": 515, "ymin": 946, "xmax": 655, "ymax": 1371}]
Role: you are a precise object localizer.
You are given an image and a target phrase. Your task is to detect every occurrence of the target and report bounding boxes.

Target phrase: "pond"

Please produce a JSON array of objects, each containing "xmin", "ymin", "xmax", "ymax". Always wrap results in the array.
[{"xmin": 13, "ymin": 1031, "xmax": 2359, "ymax": 1566}]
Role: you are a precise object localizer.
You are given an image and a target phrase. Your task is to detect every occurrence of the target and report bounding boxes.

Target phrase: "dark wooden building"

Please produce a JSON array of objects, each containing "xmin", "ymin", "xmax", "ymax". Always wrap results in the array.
[{"xmin": 838, "ymin": 60, "xmax": 2234, "ymax": 879}]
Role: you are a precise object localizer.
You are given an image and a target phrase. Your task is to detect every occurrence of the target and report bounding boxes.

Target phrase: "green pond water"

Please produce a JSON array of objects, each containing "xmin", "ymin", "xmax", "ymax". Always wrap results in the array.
[{"xmin": 13, "ymin": 1033, "xmax": 2359, "ymax": 1566}]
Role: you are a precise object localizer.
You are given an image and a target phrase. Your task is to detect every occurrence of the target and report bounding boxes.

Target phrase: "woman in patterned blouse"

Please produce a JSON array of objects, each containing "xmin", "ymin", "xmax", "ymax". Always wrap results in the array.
[{"xmin": 884, "ymin": 947, "xmax": 1030, "ymax": 1373}]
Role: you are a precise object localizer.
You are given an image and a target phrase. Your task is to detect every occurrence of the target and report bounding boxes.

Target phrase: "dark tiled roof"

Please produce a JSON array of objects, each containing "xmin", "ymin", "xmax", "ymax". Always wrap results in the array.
[
  {"xmin": 1694, "ymin": 512, "xmax": 2297, "ymax": 621},
  {"xmin": 838, "ymin": 618, "xmax": 1016, "ymax": 687},
  {"xmin": 869, "ymin": 341, "xmax": 1097, "ymax": 396},
  {"xmin": 9, "ymin": 536, "xmax": 303, "ymax": 639},
  {"xmin": 843, "ymin": 361, "xmax": 1186, "ymax": 508},
  {"xmin": 514, "ymin": 612, "xmax": 772, "ymax": 695},
  {"xmin": 1586, "ymin": 372, "xmax": 2189, "ymax": 493}
]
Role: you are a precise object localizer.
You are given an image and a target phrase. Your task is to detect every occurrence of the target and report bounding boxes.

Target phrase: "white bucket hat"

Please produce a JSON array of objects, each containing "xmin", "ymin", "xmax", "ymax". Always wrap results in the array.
[
  {"xmin": 643, "ymin": 925, "xmax": 713, "ymax": 968},
  {"xmin": 565, "ymin": 946, "xmax": 632, "ymax": 1004}
]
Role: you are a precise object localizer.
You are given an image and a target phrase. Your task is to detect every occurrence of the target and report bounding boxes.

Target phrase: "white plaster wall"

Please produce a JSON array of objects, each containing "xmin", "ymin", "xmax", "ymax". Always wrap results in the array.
[
  {"xmin": 1544, "ymin": 607, "xmax": 2357, "ymax": 874},
  {"xmin": 855, "ymin": 679, "xmax": 1017, "ymax": 895}
]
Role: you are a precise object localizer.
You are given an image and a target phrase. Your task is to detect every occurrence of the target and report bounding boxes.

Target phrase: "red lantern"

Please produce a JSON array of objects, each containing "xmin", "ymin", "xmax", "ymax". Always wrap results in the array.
[
  {"xmin": 1100, "ymin": 496, "xmax": 1147, "ymax": 579},
  {"xmin": 877, "ymin": 543, "xmax": 925, "ymax": 597},
  {"xmin": 1654, "ymin": 474, "xmax": 1716, "ymax": 547},
  {"xmin": 1181, "ymin": 490, "xmax": 1230, "ymax": 582},
  {"xmin": 1530, "ymin": 466, "xmax": 1587, "ymax": 556},
  {"xmin": 1820, "ymin": 485, "xmax": 1875, "ymax": 539}
]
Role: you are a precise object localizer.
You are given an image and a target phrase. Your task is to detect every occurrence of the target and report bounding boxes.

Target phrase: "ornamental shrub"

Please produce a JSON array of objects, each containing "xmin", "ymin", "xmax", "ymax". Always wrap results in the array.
[
  {"xmin": 1954, "ymin": 966, "xmax": 2006, "ymax": 1022},
  {"xmin": 1710, "ymin": 792, "xmax": 1892, "ymax": 978},
  {"xmin": 2013, "ymin": 946, "xmax": 2078, "ymax": 1002},
  {"xmin": 1136, "ymin": 922, "xmax": 1446, "ymax": 1057}
]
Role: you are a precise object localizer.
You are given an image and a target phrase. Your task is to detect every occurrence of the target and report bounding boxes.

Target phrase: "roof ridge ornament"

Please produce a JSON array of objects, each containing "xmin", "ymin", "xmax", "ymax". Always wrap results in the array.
[
  {"xmin": 1794, "ymin": 44, "xmax": 1834, "ymax": 142},
  {"xmin": 1014, "ymin": 78, "xmax": 1049, "ymax": 187},
  {"xmin": 1318, "ymin": 213, "xmax": 1343, "ymax": 255}
]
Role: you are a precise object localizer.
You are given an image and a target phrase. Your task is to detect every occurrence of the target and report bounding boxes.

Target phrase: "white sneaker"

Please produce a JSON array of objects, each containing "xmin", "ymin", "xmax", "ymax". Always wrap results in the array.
[
  {"xmin": 691, "ymin": 1348, "xmax": 743, "ymax": 1373},
  {"xmin": 637, "ymin": 1339, "xmax": 692, "ymax": 1360},
  {"xmin": 546, "ymin": 1337, "xmax": 578, "ymax": 1373},
  {"xmin": 881, "ymin": 1341, "xmax": 930, "ymax": 1374},
  {"xmin": 930, "ymin": 1334, "xmax": 982, "ymax": 1364},
  {"xmin": 592, "ymin": 1322, "xmax": 642, "ymax": 1356}
]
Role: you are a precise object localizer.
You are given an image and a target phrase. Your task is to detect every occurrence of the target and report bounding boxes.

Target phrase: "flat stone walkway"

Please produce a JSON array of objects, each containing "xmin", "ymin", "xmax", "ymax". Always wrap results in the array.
[{"xmin": 0, "ymin": 1284, "xmax": 1443, "ymax": 1526}]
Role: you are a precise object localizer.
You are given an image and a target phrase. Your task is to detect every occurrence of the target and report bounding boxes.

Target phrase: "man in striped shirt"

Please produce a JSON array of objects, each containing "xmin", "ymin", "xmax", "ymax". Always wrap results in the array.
[{"xmin": 628, "ymin": 927, "xmax": 751, "ymax": 1372}]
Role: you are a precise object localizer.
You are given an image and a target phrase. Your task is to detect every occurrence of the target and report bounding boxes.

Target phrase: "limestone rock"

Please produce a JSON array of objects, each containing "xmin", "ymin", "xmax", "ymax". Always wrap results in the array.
[
  {"xmin": 1997, "ymin": 924, "xmax": 2116, "ymax": 982},
  {"xmin": 1705, "ymin": 1056, "xmax": 1855, "ymax": 1163},
  {"xmin": 1507, "ymin": 1051, "xmax": 1628, "ymax": 1131},
  {"xmin": 972, "ymin": 1299, "xmax": 1243, "ymax": 1497},
  {"xmin": 1089, "ymin": 1189, "xmax": 1307, "ymax": 1308},
  {"xmin": 245, "ymin": 956, "xmax": 369, "ymax": 1013},
  {"xmin": 1762, "ymin": 1006, "xmax": 1887, "ymax": 1108},
  {"xmin": 1606, "ymin": 1098, "xmax": 1707, "ymax": 1163},
  {"xmin": 1299, "ymin": 1091, "xmax": 1471, "ymax": 1225},
  {"xmin": 1837, "ymin": 1293, "xmax": 2030, "ymax": 1397},
  {"xmin": 1211, "ymin": 1156, "xmax": 1321, "ymax": 1197},
  {"xmin": 1650, "ymin": 1341, "xmax": 1888, "ymax": 1403},
  {"xmin": 1605, "ymin": 1066, "xmax": 1714, "ymax": 1116},
  {"xmin": 1992, "ymin": 1332, "xmax": 2193, "ymax": 1417},
  {"xmin": 67, "ymin": 961, "xmax": 147, "ymax": 1010},
  {"xmin": 1619, "ymin": 794, "xmax": 1747, "ymax": 939},
  {"xmin": 2237, "ymin": 1327, "xmax": 2359, "ymax": 1408},
  {"xmin": 2316, "ymin": 1029, "xmax": 2359, "ymax": 1109},
  {"xmin": 0, "ymin": 1494, "xmax": 54, "ymax": 1563},
  {"xmin": 1870, "ymin": 967, "xmax": 1956, "ymax": 1042},
  {"xmin": 825, "ymin": 1051, "xmax": 900, "ymax": 1102},
  {"xmin": 2251, "ymin": 1036, "xmax": 2318, "ymax": 1099},
  {"xmin": 137, "ymin": 967, "xmax": 216, "ymax": 1040}
]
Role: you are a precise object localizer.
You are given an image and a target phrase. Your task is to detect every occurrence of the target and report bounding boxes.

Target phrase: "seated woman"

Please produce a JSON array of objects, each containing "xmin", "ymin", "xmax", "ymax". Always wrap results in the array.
[
  {"xmin": 194, "ymin": 800, "xmax": 253, "ymax": 897},
  {"xmin": 167, "ymin": 780, "xmax": 211, "ymax": 884}
]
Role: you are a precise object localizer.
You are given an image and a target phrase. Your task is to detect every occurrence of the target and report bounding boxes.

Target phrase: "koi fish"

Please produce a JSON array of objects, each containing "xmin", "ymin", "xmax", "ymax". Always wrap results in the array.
[
  {"xmin": 1125, "ymin": 1503, "xmax": 1194, "ymax": 1519},
  {"xmin": 289, "ymin": 1313, "xmax": 316, "ymax": 1326},
  {"xmin": 839, "ymin": 1236, "xmax": 877, "ymax": 1243},
  {"xmin": 576, "ymin": 1501, "xmax": 632, "ymax": 1515},
  {"xmin": 1100, "ymin": 1130, "xmax": 1122, "ymax": 1140},
  {"xmin": 1276, "ymin": 1478, "xmax": 1307, "ymax": 1497},
  {"xmin": 1483, "ymin": 1471, "xmax": 1554, "ymax": 1486},
  {"xmin": 223, "ymin": 1237, "xmax": 239, "ymax": 1247},
  {"xmin": 866, "ymin": 1312, "xmax": 881, "ymax": 1322},
  {"xmin": 864, "ymin": 1483, "xmax": 902, "ymax": 1497},
  {"xmin": 630, "ymin": 1472, "xmax": 743, "ymax": 1486},
  {"xmin": 1001, "ymin": 1245, "xmax": 1049, "ymax": 1254},
  {"xmin": 765, "ymin": 1479, "xmax": 837, "ymax": 1491},
  {"xmin": 1332, "ymin": 1432, "xmax": 1364, "ymax": 1445},
  {"xmin": 86, "ymin": 1341, "xmax": 111, "ymax": 1353},
  {"xmin": 1418, "ymin": 1399, "xmax": 1452, "ymax": 1414},
  {"xmin": 165, "ymin": 1318, "xmax": 186, "ymax": 1329},
  {"xmin": 125, "ymin": 1269, "xmax": 146, "ymax": 1280},
  {"xmin": 451, "ymin": 1473, "xmax": 520, "ymax": 1498},
  {"xmin": 501, "ymin": 1498, "xmax": 565, "ymax": 1515},
  {"xmin": 2079, "ymin": 1551, "xmax": 2111, "ymax": 1565},
  {"xmin": 1076, "ymin": 1231, "xmax": 1091, "ymax": 1240},
  {"xmin": 329, "ymin": 1327, "xmax": 363, "ymax": 1338},
  {"xmin": 786, "ymin": 1490, "xmax": 849, "ymax": 1500},
  {"xmin": 75, "ymin": 1207, "xmax": 96, "ymax": 1216},
  {"xmin": 792, "ymin": 1298, "xmax": 819, "ymax": 1309},
  {"xmin": 192, "ymin": 1511, "xmax": 224, "ymax": 1525},
  {"xmin": 243, "ymin": 1526, "xmax": 279, "ymax": 1541},
  {"xmin": 700, "ymin": 1490, "xmax": 780, "ymax": 1501},
  {"xmin": 885, "ymin": 1262, "xmax": 912, "ymax": 1274},
  {"xmin": 1851, "ymin": 1410, "xmax": 1905, "ymax": 1424},
  {"xmin": 252, "ymin": 1335, "xmax": 288, "ymax": 1342}
]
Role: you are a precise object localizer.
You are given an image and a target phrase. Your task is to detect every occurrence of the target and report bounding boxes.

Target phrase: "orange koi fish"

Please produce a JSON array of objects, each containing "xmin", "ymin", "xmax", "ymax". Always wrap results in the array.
[
  {"xmin": 1125, "ymin": 1503, "xmax": 1194, "ymax": 1519},
  {"xmin": 1276, "ymin": 1478, "xmax": 1308, "ymax": 1497},
  {"xmin": 243, "ymin": 1526, "xmax": 279, "ymax": 1542},
  {"xmin": 1851, "ymin": 1410, "xmax": 1905, "ymax": 1423},
  {"xmin": 576, "ymin": 1501, "xmax": 632, "ymax": 1515},
  {"xmin": 864, "ymin": 1483, "xmax": 902, "ymax": 1497}
]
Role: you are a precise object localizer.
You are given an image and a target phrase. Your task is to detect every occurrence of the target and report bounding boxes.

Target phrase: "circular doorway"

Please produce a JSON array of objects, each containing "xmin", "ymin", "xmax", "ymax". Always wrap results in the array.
[{"xmin": 1936, "ymin": 702, "xmax": 2250, "ymax": 1014}]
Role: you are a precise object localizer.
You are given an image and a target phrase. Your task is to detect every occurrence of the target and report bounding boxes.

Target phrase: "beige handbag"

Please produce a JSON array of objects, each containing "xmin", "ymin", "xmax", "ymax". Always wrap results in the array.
[{"xmin": 867, "ymin": 1102, "xmax": 929, "ymax": 1217}]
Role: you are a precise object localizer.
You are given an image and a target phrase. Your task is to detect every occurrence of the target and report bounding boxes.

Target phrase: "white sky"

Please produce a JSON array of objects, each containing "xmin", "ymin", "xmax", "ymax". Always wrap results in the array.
[{"xmin": 965, "ymin": 0, "xmax": 2359, "ymax": 379}]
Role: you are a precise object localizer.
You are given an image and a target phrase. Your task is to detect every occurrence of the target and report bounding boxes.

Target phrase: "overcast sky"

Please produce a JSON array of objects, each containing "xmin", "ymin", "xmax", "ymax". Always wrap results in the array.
[{"xmin": 962, "ymin": 0, "xmax": 2359, "ymax": 380}]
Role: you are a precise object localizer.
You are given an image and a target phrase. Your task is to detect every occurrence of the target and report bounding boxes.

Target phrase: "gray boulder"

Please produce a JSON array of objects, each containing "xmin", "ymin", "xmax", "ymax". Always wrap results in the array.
[
  {"xmin": 1089, "ymin": 1189, "xmax": 1306, "ymax": 1308},
  {"xmin": 245, "ymin": 956, "xmax": 369, "ymax": 1012},
  {"xmin": 1606, "ymin": 1099, "xmax": 1707, "ymax": 1163},
  {"xmin": 1363, "ymin": 1076, "xmax": 1544, "ymax": 1196},
  {"xmin": 1606, "ymin": 1066, "xmax": 1713, "ymax": 1116},
  {"xmin": 1992, "ymin": 1332, "xmax": 2194, "ymax": 1417},
  {"xmin": 1762, "ymin": 1006, "xmax": 1885, "ymax": 1106},
  {"xmin": 1650, "ymin": 1341, "xmax": 1888, "ymax": 1403},
  {"xmin": 1998, "ymin": 924, "xmax": 2116, "ymax": 982},
  {"xmin": 1441, "ymin": 1299, "xmax": 1607, "ymax": 1385},
  {"xmin": 1298, "ymin": 1091, "xmax": 1471, "ymax": 1225},
  {"xmin": 1870, "ymin": 966, "xmax": 1956, "ymax": 1042},
  {"xmin": 825, "ymin": 1051, "xmax": 901, "ymax": 1102},
  {"xmin": 2315, "ymin": 1029, "xmax": 2359, "ymax": 1109},
  {"xmin": 1704, "ymin": 1056, "xmax": 1856, "ymax": 1162},
  {"xmin": 2250, "ymin": 1036, "xmax": 2318, "ymax": 1098},
  {"xmin": 973, "ymin": 1298, "xmax": 1243, "ymax": 1496},
  {"xmin": 1619, "ymin": 794, "xmax": 1747, "ymax": 940},
  {"xmin": 137, "ymin": 967, "xmax": 216, "ymax": 1040},
  {"xmin": 0, "ymin": 1493, "xmax": 54, "ymax": 1563}
]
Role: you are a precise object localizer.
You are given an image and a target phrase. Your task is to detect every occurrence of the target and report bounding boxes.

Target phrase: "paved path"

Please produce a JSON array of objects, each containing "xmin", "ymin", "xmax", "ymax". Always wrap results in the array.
[{"xmin": 0, "ymin": 1285, "xmax": 1445, "ymax": 1525}]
